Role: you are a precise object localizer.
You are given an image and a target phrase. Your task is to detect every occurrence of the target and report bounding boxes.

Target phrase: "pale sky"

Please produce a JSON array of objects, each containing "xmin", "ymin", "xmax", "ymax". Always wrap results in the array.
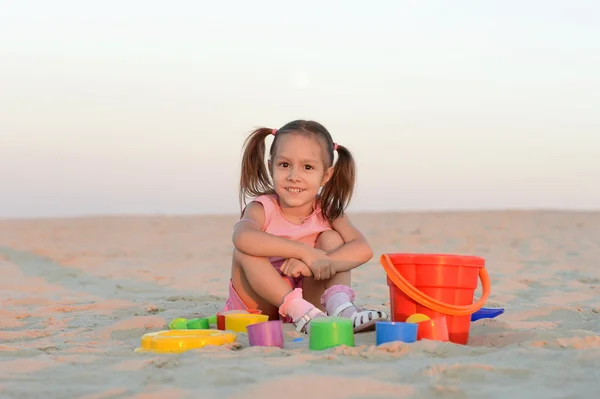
[{"xmin": 1, "ymin": 0, "xmax": 599, "ymax": 218}]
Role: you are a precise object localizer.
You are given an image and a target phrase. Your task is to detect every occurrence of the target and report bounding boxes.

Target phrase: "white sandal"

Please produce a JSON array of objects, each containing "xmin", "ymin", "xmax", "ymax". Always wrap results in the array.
[
  {"xmin": 294, "ymin": 307, "xmax": 326, "ymax": 334},
  {"xmin": 332, "ymin": 302, "xmax": 388, "ymax": 333}
]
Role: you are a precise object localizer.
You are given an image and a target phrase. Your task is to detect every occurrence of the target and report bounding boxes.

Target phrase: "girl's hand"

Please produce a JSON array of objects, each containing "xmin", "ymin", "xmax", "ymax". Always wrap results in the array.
[
  {"xmin": 301, "ymin": 247, "xmax": 336, "ymax": 280},
  {"xmin": 281, "ymin": 258, "xmax": 313, "ymax": 278}
]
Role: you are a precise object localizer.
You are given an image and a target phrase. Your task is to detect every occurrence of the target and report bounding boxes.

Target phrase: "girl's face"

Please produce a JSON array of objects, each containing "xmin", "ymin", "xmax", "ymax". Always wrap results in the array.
[{"xmin": 269, "ymin": 133, "xmax": 333, "ymax": 212}]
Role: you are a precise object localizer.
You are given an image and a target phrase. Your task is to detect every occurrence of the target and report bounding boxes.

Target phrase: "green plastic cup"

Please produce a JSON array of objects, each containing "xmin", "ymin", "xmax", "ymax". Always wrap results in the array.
[
  {"xmin": 186, "ymin": 318, "xmax": 210, "ymax": 330},
  {"xmin": 309, "ymin": 317, "xmax": 355, "ymax": 350},
  {"xmin": 208, "ymin": 315, "xmax": 217, "ymax": 325},
  {"xmin": 169, "ymin": 318, "xmax": 189, "ymax": 330}
]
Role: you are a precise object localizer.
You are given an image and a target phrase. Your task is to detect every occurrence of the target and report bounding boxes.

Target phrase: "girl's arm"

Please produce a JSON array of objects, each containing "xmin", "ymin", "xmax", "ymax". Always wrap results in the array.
[
  {"xmin": 328, "ymin": 214, "xmax": 374, "ymax": 272},
  {"xmin": 232, "ymin": 201, "xmax": 309, "ymax": 260}
]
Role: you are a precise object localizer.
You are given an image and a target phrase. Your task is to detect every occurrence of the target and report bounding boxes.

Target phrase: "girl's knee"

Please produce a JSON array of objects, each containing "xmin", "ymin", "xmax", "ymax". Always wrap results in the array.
[
  {"xmin": 316, "ymin": 230, "xmax": 344, "ymax": 253},
  {"xmin": 232, "ymin": 248, "xmax": 257, "ymax": 267},
  {"xmin": 232, "ymin": 248, "xmax": 244, "ymax": 263}
]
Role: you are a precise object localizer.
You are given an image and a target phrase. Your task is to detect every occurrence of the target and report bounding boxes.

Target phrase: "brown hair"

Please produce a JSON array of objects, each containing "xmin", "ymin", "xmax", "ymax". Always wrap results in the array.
[{"xmin": 239, "ymin": 120, "xmax": 356, "ymax": 223}]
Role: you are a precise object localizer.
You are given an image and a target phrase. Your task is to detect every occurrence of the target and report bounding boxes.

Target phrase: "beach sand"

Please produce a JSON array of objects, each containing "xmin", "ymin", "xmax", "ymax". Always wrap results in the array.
[{"xmin": 1, "ymin": 211, "xmax": 599, "ymax": 398}]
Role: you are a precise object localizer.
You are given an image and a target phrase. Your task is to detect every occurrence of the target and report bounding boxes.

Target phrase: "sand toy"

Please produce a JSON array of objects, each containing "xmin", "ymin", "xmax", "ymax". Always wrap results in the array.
[
  {"xmin": 225, "ymin": 313, "xmax": 269, "ymax": 333},
  {"xmin": 375, "ymin": 321, "xmax": 418, "ymax": 345},
  {"xmin": 168, "ymin": 317, "xmax": 210, "ymax": 330},
  {"xmin": 216, "ymin": 309, "xmax": 263, "ymax": 330},
  {"xmin": 380, "ymin": 253, "xmax": 491, "ymax": 344},
  {"xmin": 135, "ymin": 329, "xmax": 236, "ymax": 353},
  {"xmin": 471, "ymin": 307, "xmax": 505, "ymax": 321},
  {"xmin": 247, "ymin": 320, "xmax": 284, "ymax": 348},
  {"xmin": 309, "ymin": 317, "xmax": 354, "ymax": 350}
]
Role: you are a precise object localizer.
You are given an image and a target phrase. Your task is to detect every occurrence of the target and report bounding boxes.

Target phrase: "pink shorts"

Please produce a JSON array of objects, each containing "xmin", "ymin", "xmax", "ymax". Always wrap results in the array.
[{"xmin": 223, "ymin": 259, "xmax": 303, "ymax": 323}]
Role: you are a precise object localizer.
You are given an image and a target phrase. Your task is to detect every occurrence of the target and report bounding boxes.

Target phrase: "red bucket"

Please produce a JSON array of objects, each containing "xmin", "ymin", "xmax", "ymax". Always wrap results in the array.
[{"xmin": 380, "ymin": 253, "xmax": 491, "ymax": 345}]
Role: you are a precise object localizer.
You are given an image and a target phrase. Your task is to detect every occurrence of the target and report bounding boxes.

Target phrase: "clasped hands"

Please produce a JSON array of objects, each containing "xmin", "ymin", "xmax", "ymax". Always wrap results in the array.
[{"xmin": 280, "ymin": 247, "xmax": 336, "ymax": 280}]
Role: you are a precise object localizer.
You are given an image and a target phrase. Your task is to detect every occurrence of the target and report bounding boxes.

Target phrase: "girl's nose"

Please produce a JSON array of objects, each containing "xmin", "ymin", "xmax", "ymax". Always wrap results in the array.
[{"xmin": 286, "ymin": 168, "xmax": 300, "ymax": 181}]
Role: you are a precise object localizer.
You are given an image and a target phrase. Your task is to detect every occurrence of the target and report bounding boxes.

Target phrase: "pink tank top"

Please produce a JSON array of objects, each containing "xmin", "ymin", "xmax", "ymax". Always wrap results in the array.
[{"xmin": 250, "ymin": 194, "xmax": 332, "ymax": 264}]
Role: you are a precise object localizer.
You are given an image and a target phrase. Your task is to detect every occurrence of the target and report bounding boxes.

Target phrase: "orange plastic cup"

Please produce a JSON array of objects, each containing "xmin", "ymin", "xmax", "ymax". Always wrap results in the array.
[{"xmin": 416, "ymin": 316, "xmax": 449, "ymax": 342}]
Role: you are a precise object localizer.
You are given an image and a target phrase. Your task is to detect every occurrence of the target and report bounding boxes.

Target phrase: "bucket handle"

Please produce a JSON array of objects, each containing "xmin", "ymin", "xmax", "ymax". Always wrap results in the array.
[{"xmin": 380, "ymin": 254, "xmax": 491, "ymax": 317}]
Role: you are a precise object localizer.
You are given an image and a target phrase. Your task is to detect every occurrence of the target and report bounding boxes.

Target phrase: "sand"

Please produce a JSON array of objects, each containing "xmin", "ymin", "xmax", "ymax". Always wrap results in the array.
[{"xmin": 0, "ymin": 211, "xmax": 599, "ymax": 398}]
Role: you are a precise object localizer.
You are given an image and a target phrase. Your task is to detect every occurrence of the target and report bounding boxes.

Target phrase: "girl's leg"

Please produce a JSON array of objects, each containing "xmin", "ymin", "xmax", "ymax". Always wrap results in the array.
[
  {"xmin": 230, "ymin": 249, "xmax": 286, "ymax": 320},
  {"xmin": 302, "ymin": 230, "xmax": 348, "ymax": 309},
  {"xmin": 230, "ymin": 249, "xmax": 324, "ymax": 328},
  {"xmin": 302, "ymin": 230, "xmax": 388, "ymax": 332}
]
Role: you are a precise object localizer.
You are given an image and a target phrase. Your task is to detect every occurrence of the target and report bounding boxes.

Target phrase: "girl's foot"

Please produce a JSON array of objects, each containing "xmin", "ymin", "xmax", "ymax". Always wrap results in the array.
[
  {"xmin": 294, "ymin": 307, "xmax": 326, "ymax": 334},
  {"xmin": 279, "ymin": 288, "xmax": 326, "ymax": 334},
  {"xmin": 321, "ymin": 285, "xmax": 388, "ymax": 333}
]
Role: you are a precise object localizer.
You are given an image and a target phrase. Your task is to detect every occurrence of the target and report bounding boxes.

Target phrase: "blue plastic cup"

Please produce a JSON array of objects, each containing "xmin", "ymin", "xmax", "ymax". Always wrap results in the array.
[{"xmin": 376, "ymin": 321, "xmax": 418, "ymax": 345}]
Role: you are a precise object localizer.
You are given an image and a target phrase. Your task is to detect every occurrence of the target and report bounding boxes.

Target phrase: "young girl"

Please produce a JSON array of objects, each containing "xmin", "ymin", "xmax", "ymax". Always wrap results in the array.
[{"xmin": 223, "ymin": 120, "xmax": 388, "ymax": 333}]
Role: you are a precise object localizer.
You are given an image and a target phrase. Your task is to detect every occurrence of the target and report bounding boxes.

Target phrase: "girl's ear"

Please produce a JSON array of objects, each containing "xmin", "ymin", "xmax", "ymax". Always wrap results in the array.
[
  {"xmin": 268, "ymin": 159, "xmax": 273, "ymax": 177},
  {"xmin": 321, "ymin": 166, "xmax": 334, "ymax": 186}
]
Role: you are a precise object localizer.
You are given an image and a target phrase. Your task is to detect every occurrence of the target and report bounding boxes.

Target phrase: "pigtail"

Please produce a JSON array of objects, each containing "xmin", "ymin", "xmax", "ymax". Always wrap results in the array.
[
  {"xmin": 319, "ymin": 144, "xmax": 356, "ymax": 223},
  {"xmin": 239, "ymin": 127, "xmax": 275, "ymax": 213}
]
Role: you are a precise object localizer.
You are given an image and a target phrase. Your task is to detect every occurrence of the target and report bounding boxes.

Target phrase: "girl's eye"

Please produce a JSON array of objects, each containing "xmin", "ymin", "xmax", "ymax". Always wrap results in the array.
[
  {"xmin": 280, "ymin": 162, "xmax": 289, "ymax": 168},
  {"xmin": 304, "ymin": 165, "xmax": 314, "ymax": 170}
]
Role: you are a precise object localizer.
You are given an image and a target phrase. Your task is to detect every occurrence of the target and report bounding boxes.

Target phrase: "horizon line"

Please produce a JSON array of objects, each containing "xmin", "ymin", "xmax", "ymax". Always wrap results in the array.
[{"xmin": 2, "ymin": 207, "xmax": 599, "ymax": 222}]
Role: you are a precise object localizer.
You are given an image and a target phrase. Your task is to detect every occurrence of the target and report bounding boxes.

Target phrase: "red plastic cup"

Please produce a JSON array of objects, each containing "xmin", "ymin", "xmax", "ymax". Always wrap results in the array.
[
  {"xmin": 216, "ymin": 309, "xmax": 262, "ymax": 330},
  {"xmin": 417, "ymin": 316, "xmax": 449, "ymax": 342}
]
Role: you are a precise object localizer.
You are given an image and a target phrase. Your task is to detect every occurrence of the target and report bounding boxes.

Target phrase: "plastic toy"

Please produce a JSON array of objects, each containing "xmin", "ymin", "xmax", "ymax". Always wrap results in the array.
[
  {"xmin": 309, "ymin": 317, "xmax": 354, "ymax": 350},
  {"xmin": 471, "ymin": 307, "xmax": 505, "ymax": 321},
  {"xmin": 415, "ymin": 315, "xmax": 449, "ymax": 341},
  {"xmin": 168, "ymin": 318, "xmax": 189, "ymax": 330},
  {"xmin": 224, "ymin": 313, "xmax": 269, "ymax": 333},
  {"xmin": 380, "ymin": 253, "xmax": 491, "ymax": 344},
  {"xmin": 135, "ymin": 329, "xmax": 236, "ymax": 353},
  {"xmin": 168, "ymin": 317, "xmax": 210, "ymax": 330},
  {"xmin": 246, "ymin": 320, "xmax": 284, "ymax": 348},
  {"xmin": 186, "ymin": 317, "xmax": 209, "ymax": 329},
  {"xmin": 216, "ymin": 309, "xmax": 263, "ymax": 330},
  {"xmin": 406, "ymin": 313, "xmax": 430, "ymax": 324},
  {"xmin": 375, "ymin": 321, "xmax": 417, "ymax": 345}
]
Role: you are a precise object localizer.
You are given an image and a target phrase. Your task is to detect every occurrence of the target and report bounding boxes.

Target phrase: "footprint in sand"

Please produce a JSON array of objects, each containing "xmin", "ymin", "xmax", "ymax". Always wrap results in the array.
[
  {"xmin": 420, "ymin": 362, "xmax": 535, "ymax": 381},
  {"xmin": 518, "ymin": 278, "xmax": 548, "ymax": 289},
  {"xmin": 578, "ymin": 277, "xmax": 600, "ymax": 285}
]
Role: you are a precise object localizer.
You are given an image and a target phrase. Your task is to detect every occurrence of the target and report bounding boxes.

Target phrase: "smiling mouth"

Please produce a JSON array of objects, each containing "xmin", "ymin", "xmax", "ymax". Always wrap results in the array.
[{"xmin": 286, "ymin": 188, "xmax": 305, "ymax": 193}]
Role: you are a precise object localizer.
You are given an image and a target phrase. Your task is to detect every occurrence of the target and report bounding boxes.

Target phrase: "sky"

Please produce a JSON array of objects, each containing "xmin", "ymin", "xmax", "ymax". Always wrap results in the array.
[{"xmin": 1, "ymin": 0, "xmax": 599, "ymax": 218}]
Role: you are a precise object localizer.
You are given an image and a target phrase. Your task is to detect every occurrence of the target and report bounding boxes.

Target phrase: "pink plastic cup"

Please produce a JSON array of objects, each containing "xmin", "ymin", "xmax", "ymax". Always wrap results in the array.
[
  {"xmin": 246, "ymin": 320, "xmax": 284, "ymax": 348},
  {"xmin": 417, "ymin": 316, "xmax": 449, "ymax": 342}
]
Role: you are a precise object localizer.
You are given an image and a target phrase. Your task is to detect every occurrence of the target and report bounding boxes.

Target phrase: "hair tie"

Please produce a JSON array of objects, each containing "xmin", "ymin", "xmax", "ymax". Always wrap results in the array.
[
  {"xmin": 333, "ymin": 143, "xmax": 339, "ymax": 151},
  {"xmin": 271, "ymin": 128, "xmax": 277, "ymax": 136}
]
